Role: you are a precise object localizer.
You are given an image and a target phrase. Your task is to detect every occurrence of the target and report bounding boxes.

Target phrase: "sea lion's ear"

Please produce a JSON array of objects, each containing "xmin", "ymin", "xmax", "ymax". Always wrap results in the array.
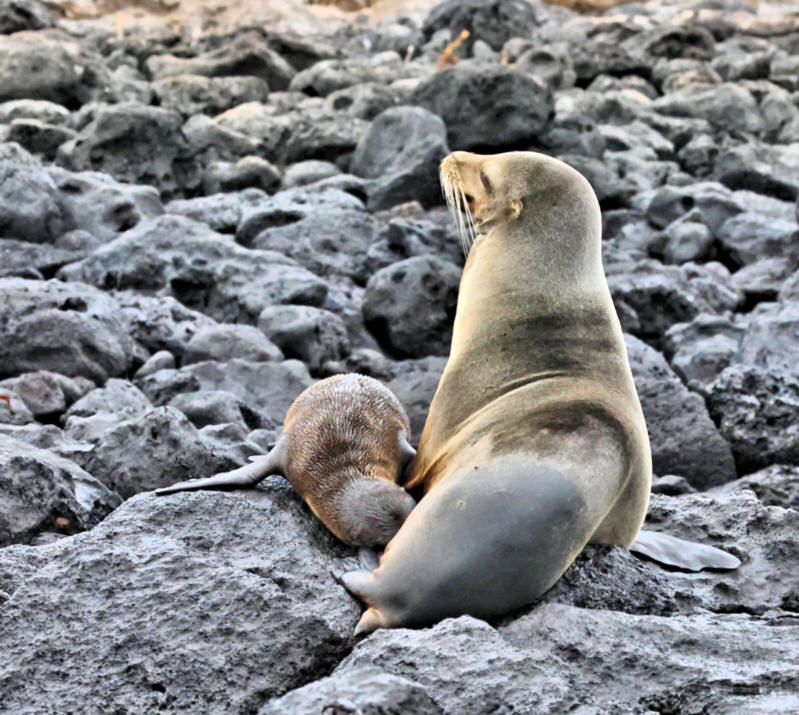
[{"xmin": 510, "ymin": 199, "xmax": 522, "ymax": 219}]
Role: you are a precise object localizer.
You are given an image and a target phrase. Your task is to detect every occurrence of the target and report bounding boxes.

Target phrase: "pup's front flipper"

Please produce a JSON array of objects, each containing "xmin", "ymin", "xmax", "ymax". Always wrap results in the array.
[{"xmin": 630, "ymin": 529, "xmax": 740, "ymax": 571}]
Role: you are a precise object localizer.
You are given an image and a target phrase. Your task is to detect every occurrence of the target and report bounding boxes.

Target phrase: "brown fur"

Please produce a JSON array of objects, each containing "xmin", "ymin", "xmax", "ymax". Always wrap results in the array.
[{"xmin": 282, "ymin": 374, "xmax": 415, "ymax": 547}]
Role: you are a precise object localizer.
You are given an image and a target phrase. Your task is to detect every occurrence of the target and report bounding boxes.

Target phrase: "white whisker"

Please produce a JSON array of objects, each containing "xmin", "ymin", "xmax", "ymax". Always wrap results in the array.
[{"xmin": 441, "ymin": 167, "xmax": 476, "ymax": 257}]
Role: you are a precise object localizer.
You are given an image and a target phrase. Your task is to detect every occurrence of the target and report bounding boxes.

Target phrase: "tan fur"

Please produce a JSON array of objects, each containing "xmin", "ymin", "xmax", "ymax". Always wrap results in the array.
[{"xmin": 343, "ymin": 151, "xmax": 652, "ymax": 634}]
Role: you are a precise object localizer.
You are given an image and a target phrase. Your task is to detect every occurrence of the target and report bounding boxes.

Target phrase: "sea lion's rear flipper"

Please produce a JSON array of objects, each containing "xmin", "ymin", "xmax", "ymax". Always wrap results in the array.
[
  {"xmin": 630, "ymin": 529, "xmax": 740, "ymax": 571},
  {"xmin": 339, "ymin": 570, "xmax": 387, "ymax": 635},
  {"xmin": 155, "ymin": 436, "xmax": 286, "ymax": 496}
]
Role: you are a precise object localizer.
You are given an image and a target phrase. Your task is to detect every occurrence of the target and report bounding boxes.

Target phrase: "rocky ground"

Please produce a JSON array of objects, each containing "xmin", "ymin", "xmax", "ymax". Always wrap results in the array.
[{"xmin": 0, "ymin": 0, "xmax": 798, "ymax": 712}]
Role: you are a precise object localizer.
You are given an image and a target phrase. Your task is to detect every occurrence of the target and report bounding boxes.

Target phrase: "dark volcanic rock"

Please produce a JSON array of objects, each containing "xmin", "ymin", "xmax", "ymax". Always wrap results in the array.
[
  {"xmin": 502, "ymin": 603, "xmax": 799, "ymax": 713},
  {"xmin": 58, "ymin": 215, "xmax": 328, "ymax": 324},
  {"xmin": 714, "ymin": 140, "xmax": 799, "ymax": 201},
  {"xmin": 0, "ymin": 143, "xmax": 71, "ymax": 244},
  {"xmin": 262, "ymin": 666, "xmax": 444, "ymax": 715},
  {"xmin": 146, "ymin": 30, "xmax": 295, "ymax": 90},
  {"xmin": 47, "ymin": 167, "xmax": 164, "ymax": 244},
  {"xmin": 350, "ymin": 105, "xmax": 449, "ymax": 210},
  {"xmin": 643, "ymin": 490, "xmax": 799, "ymax": 615},
  {"xmin": 0, "ymin": 485, "xmax": 359, "ymax": 713},
  {"xmin": 56, "ymin": 103, "xmax": 198, "ymax": 198},
  {"xmin": 247, "ymin": 208, "xmax": 378, "ymax": 282},
  {"xmin": 707, "ymin": 365, "xmax": 799, "ymax": 474},
  {"xmin": 183, "ymin": 324, "xmax": 283, "ymax": 365},
  {"xmin": 0, "ymin": 34, "xmax": 81, "ymax": 106},
  {"xmin": 0, "ymin": 0, "xmax": 51, "ymax": 34},
  {"xmin": 339, "ymin": 616, "xmax": 572, "ymax": 713},
  {"xmin": 0, "ymin": 278, "xmax": 134, "ymax": 382},
  {"xmin": 422, "ymin": 0, "xmax": 541, "ymax": 52},
  {"xmin": 626, "ymin": 334, "xmax": 736, "ymax": 488},
  {"xmin": 710, "ymin": 464, "xmax": 799, "ymax": 511},
  {"xmin": 79, "ymin": 406, "xmax": 232, "ymax": 498},
  {"xmin": 152, "ymin": 74, "xmax": 269, "ymax": 117},
  {"xmin": 410, "ymin": 62, "xmax": 552, "ymax": 150},
  {"xmin": 258, "ymin": 305, "xmax": 350, "ymax": 373},
  {"xmin": 115, "ymin": 293, "xmax": 218, "ymax": 360},
  {"xmin": 0, "ymin": 434, "xmax": 120, "ymax": 547},
  {"xmin": 0, "ymin": 239, "xmax": 82, "ymax": 278},
  {"xmin": 135, "ymin": 359, "xmax": 312, "ymax": 426},
  {"xmin": 363, "ymin": 256, "xmax": 460, "ymax": 359},
  {"xmin": 387, "ymin": 356, "xmax": 447, "ymax": 443}
]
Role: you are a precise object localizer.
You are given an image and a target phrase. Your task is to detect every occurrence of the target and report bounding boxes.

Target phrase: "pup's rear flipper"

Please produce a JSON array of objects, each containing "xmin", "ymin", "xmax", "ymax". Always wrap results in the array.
[
  {"xmin": 155, "ymin": 437, "xmax": 286, "ymax": 496},
  {"xmin": 630, "ymin": 529, "xmax": 740, "ymax": 572}
]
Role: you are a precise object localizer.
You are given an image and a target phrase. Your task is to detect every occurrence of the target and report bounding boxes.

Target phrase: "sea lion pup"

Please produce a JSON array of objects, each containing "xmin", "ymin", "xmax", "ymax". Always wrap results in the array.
[
  {"xmin": 156, "ymin": 373, "xmax": 417, "ymax": 549},
  {"xmin": 341, "ymin": 151, "xmax": 738, "ymax": 634}
]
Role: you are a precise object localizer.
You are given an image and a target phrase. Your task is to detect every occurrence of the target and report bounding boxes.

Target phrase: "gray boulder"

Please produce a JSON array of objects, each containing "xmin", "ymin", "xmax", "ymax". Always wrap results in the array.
[
  {"xmin": 262, "ymin": 666, "xmax": 443, "ymax": 715},
  {"xmin": 716, "ymin": 212, "xmax": 798, "ymax": 269},
  {"xmin": 651, "ymin": 83, "xmax": 764, "ymax": 134},
  {"xmin": 0, "ymin": 34, "xmax": 81, "ymax": 105},
  {"xmin": 350, "ymin": 105, "xmax": 449, "ymax": 210},
  {"xmin": 663, "ymin": 313, "xmax": 745, "ymax": 388},
  {"xmin": 714, "ymin": 140, "xmax": 799, "ymax": 201},
  {"xmin": 247, "ymin": 208, "xmax": 378, "ymax": 281},
  {"xmin": 410, "ymin": 62, "xmax": 552, "ymax": 150},
  {"xmin": 0, "ymin": 485, "xmax": 359, "ymax": 712},
  {"xmin": 0, "ymin": 278, "xmax": 134, "ymax": 382},
  {"xmin": 707, "ymin": 365, "xmax": 799, "ymax": 474},
  {"xmin": 184, "ymin": 324, "xmax": 283, "ymax": 365},
  {"xmin": 47, "ymin": 167, "xmax": 164, "ymax": 244},
  {"xmin": 0, "ymin": 434, "xmax": 120, "ymax": 546},
  {"xmin": 0, "ymin": 370, "xmax": 89, "ymax": 418},
  {"xmin": 165, "ymin": 188, "xmax": 270, "ymax": 234},
  {"xmin": 56, "ymin": 103, "xmax": 198, "ymax": 199},
  {"xmin": 501, "ymin": 603, "xmax": 798, "ymax": 712},
  {"xmin": 422, "ymin": 0, "xmax": 542, "ymax": 52},
  {"xmin": 739, "ymin": 301, "xmax": 799, "ymax": 374},
  {"xmin": 387, "ymin": 356, "xmax": 447, "ymax": 443},
  {"xmin": 710, "ymin": 463, "xmax": 799, "ymax": 511},
  {"xmin": 363, "ymin": 256, "xmax": 461, "ymax": 359},
  {"xmin": 58, "ymin": 215, "xmax": 328, "ymax": 324},
  {"xmin": 339, "ymin": 616, "xmax": 571, "ymax": 713},
  {"xmin": 6, "ymin": 118, "xmax": 76, "ymax": 160},
  {"xmin": 115, "ymin": 293, "xmax": 218, "ymax": 360},
  {"xmin": 258, "ymin": 305, "xmax": 350, "ymax": 373},
  {"xmin": 626, "ymin": 334, "xmax": 737, "ymax": 488},
  {"xmin": 152, "ymin": 74, "xmax": 269, "ymax": 116},
  {"xmin": 168, "ymin": 390, "xmax": 267, "ymax": 432},
  {"xmin": 63, "ymin": 379, "xmax": 153, "ymax": 445},
  {"xmin": 289, "ymin": 53, "xmax": 422, "ymax": 97},
  {"xmin": 135, "ymin": 359, "xmax": 312, "ymax": 426},
  {"xmin": 0, "ymin": 239, "xmax": 82, "ymax": 278},
  {"xmin": 645, "ymin": 181, "xmax": 745, "ymax": 233},
  {"xmin": 79, "ymin": 406, "xmax": 232, "ymax": 498},
  {"xmin": 0, "ymin": 0, "xmax": 51, "ymax": 33},
  {"xmin": 202, "ymin": 156, "xmax": 281, "ymax": 195},
  {"xmin": 146, "ymin": 31, "xmax": 295, "ymax": 90},
  {"xmin": 0, "ymin": 143, "xmax": 71, "ymax": 243}
]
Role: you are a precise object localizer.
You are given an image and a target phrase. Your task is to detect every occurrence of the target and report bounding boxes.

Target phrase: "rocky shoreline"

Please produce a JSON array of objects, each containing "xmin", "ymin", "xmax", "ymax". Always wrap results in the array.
[{"xmin": 0, "ymin": 0, "xmax": 798, "ymax": 712}]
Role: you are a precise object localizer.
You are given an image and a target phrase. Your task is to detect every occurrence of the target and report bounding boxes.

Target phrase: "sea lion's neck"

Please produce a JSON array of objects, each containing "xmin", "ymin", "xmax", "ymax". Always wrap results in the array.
[{"xmin": 450, "ymin": 213, "xmax": 625, "ymax": 385}]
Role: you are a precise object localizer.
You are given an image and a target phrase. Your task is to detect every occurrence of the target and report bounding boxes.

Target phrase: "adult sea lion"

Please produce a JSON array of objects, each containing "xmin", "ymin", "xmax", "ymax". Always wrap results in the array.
[
  {"xmin": 156, "ymin": 373, "xmax": 417, "ymax": 548},
  {"xmin": 342, "ymin": 150, "xmax": 738, "ymax": 634}
]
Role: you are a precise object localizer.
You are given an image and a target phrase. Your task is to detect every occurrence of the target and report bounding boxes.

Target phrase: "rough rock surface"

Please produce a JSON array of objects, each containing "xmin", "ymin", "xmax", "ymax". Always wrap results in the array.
[
  {"xmin": 0, "ymin": 484, "xmax": 360, "ymax": 713},
  {"xmin": 1, "ymin": 0, "xmax": 798, "ymax": 711}
]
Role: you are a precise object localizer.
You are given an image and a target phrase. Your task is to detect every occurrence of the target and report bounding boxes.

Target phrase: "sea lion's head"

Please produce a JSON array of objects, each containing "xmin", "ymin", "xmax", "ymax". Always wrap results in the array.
[{"xmin": 440, "ymin": 151, "xmax": 601, "ymax": 273}]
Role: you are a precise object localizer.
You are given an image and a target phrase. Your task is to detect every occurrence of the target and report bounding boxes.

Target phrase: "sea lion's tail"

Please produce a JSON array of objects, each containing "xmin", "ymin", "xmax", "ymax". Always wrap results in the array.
[
  {"xmin": 155, "ymin": 436, "xmax": 286, "ymax": 496},
  {"xmin": 630, "ymin": 529, "xmax": 740, "ymax": 571}
]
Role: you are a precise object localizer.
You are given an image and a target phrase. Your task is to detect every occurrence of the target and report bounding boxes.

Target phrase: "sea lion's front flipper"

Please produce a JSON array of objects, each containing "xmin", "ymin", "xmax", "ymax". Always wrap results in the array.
[
  {"xmin": 630, "ymin": 529, "xmax": 740, "ymax": 571},
  {"xmin": 155, "ymin": 436, "xmax": 286, "ymax": 496},
  {"xmin": 398, "ymin": 436, "xmax": 416, "ymax": 485}
]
